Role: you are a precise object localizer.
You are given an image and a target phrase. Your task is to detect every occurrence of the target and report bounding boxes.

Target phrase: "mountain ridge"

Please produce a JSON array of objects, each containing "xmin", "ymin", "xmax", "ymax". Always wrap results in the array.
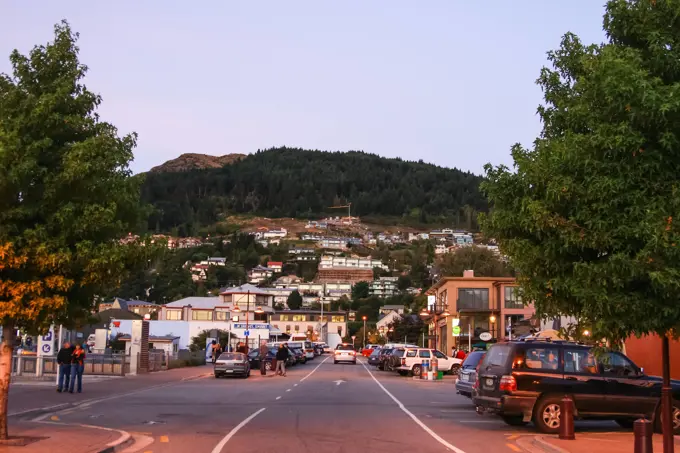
[{"xmin": 149, "ymin": 153, "xmax": 246, "ymax": 173}]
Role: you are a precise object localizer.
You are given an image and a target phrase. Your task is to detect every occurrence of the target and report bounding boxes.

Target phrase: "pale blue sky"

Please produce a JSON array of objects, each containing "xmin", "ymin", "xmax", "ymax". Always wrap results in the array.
[{"xmin": 1, "ymin": 1, "xmax": 607, "ymax": 174}]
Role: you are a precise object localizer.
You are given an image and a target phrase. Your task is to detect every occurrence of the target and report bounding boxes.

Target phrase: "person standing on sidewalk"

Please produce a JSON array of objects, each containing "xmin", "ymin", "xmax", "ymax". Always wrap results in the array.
[
  {"xmin": 258, "ymin": 341, "xmax": 269, "ymax": 375},
  {"xmin": 56, "ymin": 342, "xmax": 72, "ymax": 393},
  {"xmin": 69, "ymin": 343, "xmax": 86, "ymax": 393},
  {"xmin": 275, "ymin": 344, "xmax": 288, "ymax": 376}
]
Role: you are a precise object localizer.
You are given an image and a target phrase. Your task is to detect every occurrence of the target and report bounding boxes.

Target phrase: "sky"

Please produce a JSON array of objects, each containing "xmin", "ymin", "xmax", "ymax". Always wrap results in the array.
[{"xmin": 1, "ymin": 1, "xmax": 607, "ymax": 175}]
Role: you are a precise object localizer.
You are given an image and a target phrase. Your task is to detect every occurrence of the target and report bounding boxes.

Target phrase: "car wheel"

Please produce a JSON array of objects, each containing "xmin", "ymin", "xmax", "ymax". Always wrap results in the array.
[
  {"xmin": 398, "ymin": 371, "xmax": 408, "ymax": 376},
  {"xmin": 450, "ymin": 364, "xmax": 461, "ymax": 376},
  {"xmin": 501, "ymin": 415, "xmax": 527, "ymax": 426},
  {"xmin": 214, "ymin": 373, "xmax": 221, "ymax": 379},
  {"xmin": 654, "ymin": 401, "xmax": 680, "ymax": 434},
  {"xmin": 533, "ymin": 396, "xmax": 562, "ymax": 434},
  {"xmin": 264, "ymin": 362, "xmax": 272, "ymax": 371},
  {"xmin": 412, "ymin": 365, "xmax": 422, "ymax": 377}
]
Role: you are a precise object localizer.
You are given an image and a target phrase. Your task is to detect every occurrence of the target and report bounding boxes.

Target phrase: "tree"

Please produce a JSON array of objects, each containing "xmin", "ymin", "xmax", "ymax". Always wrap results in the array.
[
  {"xmin": 397, "ymin": 275, "xmax": 413, "ymax": 291},
  {"xmin": 190, "ymin": 329, "xmax": 235, "ymax": 352},
  {"xmin": 437, "ymin": 246, "xmax": 513, "ymax": 278},
  {"xmin": 387, "ymin": 315, "xmax": 425, "ymax": 346},
  {"xmin": 287, "ymin": 290, "xmax": 303, "ymax": 310},
  {"xmin": 479, "ymin": 1, "xmax": 680, "ymax": 446},
  {"xmin": 351, "ymin": 281, "xmax": 370, "ymax": 300},
  {"xmin": 0, "ymin": 22, "xmax": 145, "ymax": 439}
]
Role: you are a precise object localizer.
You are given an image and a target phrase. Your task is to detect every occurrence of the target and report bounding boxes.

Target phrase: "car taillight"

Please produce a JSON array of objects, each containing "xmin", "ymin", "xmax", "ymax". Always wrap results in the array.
[
  {"xmin": 352, "ymin": 351, "xmax": 356, "ymax": 356},
  {"xmin": 499, "ymin": 375, "xmax": 517, "ymax": 392}
]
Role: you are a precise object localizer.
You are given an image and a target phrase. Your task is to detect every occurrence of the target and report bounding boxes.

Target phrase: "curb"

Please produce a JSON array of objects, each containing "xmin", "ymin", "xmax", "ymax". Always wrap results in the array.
[
  {"xmin": 530, "ymin": 436, "xmax": 572, "ymax": 453},
  {"xmin": 95, "ymin": 430, "xmax": 133, "ymax": 453}
]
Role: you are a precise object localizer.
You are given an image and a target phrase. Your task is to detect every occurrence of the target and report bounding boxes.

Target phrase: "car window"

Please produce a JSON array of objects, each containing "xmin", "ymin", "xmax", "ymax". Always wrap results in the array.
[
  {"xmin": 462, "ymin": 351, "xmax": 485, "ymax": 368},
  {"xmin": 481, "ymin": 344, "xmax": 512, "ymax": 368},
  {"xmin": 433, "ymin": 350, "xmax": 447, "ymax": 359},
  {"xmin": 599, "ymin": 352, "xmax": 639, "ymax": 377},
  {"xmin": 564, "ymin": 348, "xmax": 598, "ymax": 374},
  {"xmin": 370, "ymin": 349, "xmax": 381, "ymax": 357},
  {"xmin": 392, "ymin": 349, "xmax": 405, "ymax": 358},
  {"xmin": 336, "ymin": 345, "xmax": 354, "ymax": 351},
  {"xmin": 218, "ymin": 353, "xmax": 245, "ymax": 360},
  {"xmin": 406, "ymin": 350, "xmax": 417, "ymax": 357},
  {"xmin": 418, "ymin": 350, "xmax": 431, "ymax": 358},
  {"xmin": 523, "ymin": 347, "xmax": 560, "ymax": 371}
]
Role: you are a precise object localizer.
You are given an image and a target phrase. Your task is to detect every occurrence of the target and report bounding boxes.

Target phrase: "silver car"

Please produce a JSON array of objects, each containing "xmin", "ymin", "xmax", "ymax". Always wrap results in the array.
[
  {"xmin": 214, "ymin": 352, "xmax": 251, "ymax": 378},
  {"xmin": 334, "ymin": 344, "xmax": 357, "ymax": 364}
]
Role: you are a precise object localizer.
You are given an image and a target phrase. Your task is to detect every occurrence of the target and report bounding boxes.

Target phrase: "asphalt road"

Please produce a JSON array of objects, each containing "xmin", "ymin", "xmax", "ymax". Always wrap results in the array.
[{"xmin": 37, "ymin": 356, "xmax": 623, "ymax": 453}]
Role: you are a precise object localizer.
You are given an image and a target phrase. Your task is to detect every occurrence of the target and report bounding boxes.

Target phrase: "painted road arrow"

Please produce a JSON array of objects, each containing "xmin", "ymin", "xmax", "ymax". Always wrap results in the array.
[{"xmin": 333, "ymin": 380, "xmax": 346, "ymax": 386}]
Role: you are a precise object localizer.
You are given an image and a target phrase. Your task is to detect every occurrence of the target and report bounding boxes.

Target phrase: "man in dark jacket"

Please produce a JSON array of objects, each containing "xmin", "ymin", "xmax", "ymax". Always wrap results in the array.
[{"xmin": 56, "ymin": 342, "xmax": 72, "ymax": 393}]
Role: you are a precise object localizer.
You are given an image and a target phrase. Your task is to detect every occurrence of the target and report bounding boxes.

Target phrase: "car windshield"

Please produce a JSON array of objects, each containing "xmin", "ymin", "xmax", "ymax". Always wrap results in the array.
[
  {"xmin": 336, "ymin": 345, "xmax": 354, "ymax": 351},
  {"xmin": 462, "ymin": 351, "xmax": 485, "ymax": 368},
  {"xmin": 480, "ymin": 345, "xmax": 512, "ymax": 368},
  {"xmin": 218, "ymin": 353, "xmax": 245, "ymax": 361}
]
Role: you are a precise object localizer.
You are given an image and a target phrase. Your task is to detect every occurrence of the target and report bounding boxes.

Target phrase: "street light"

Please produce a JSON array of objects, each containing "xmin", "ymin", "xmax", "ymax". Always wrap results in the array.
[
  {"xmin": 489, "ymin": 315, "xmax": 497, "ymax": 339},
  {"xmin": 362, "ymin": 316, "xmax": 367, "ymax": 348}
]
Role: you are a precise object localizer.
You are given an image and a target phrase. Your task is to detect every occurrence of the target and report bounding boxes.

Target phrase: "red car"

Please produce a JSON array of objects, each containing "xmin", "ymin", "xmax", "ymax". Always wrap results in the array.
[{"xmin": 362, "ymin": 345, "xmax": 380, "ymax": 357}]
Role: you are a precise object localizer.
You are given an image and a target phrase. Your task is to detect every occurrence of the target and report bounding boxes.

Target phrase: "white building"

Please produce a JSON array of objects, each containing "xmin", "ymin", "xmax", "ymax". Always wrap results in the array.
[
  {"xmin": 376, "ymin": 311, "xmax": 401, "ymax": 332},
  {"xmin": 319, "ymin": 255, "xmax": 387, "ymax": 270},
  {"xmin": 369, "ymin": 277, "xmax": 399, "ymax": 298},
  {"xmin": 248, "ymin": 265, "xmax": 274, "ymax": 284}
]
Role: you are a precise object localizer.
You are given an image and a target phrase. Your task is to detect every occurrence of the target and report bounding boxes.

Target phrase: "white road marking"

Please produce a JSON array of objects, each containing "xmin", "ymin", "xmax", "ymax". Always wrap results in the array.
[
  {"xmin": 333, "ymin": 379, "xmax": 346, "ymax": 386},
  {"xmin": 293, "ymin": 384, "xmax": 298, "ymax": 387},
  {"xmin": 120, "ymin": 433, "xmax": 155, "ymax": 453},
  {"xmin": 286, "ymin": 389, "xmax": 291, "ymax": 392},
  {"xmin": 211, "ymin": 407, "xmax": 266, "ymax": 453},
  {"xmin": 276, "ymin": 396, "xmax": 281, "ymax": 400},
  {"xmin": 361, "ymin": 362, "xmax": 467, "ymax": 453},
  {"xmin": 299, "ymin": 355, "xmax": 330, "ymax": 382}
]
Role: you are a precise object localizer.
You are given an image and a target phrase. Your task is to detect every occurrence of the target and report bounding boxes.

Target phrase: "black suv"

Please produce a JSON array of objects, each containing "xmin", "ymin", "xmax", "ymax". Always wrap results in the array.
[{"xmin": 473, "ymin": 340, "xmax": 680, "ymax": 434}]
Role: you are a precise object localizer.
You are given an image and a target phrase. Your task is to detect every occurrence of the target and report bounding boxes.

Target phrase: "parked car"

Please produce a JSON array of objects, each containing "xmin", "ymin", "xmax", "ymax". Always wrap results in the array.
[
  {"xmin": 289, "ymin": 347, "xmax": 307, "ymax": 364},
  {"xmin": 377, "ymin": 348, "xmax": 394, "ymax": 370},
  {"xmin": 455, "ymin": 351, "xmax": 486, "ymax": 398},
  {"xmin": 368, "ymin": 347, "xmax": 383, "ymax": 366},
  {"xmin": 247, "ymin": 348, "xmax": 274, "ymax": 371},
  {"xmin": 393, "ymin": 348, "xmax": 462, "ymax": 377},
  {"xmin": 334, "ymin": 343, "xmax": 357, "ymax": 364},
  {"xmin": 387, "ymin": 348, "xmax": 405, "ymax": 371},
  {"xmin": 214, "ymin": 352, "xmax": 251, "ymax": 378},
  {"xmin": 362, "ymin": 344, "xmax": 380, "ymax": 357},
  {"xmin": 474, "ymin": 339, "xmax": 680, "ymax": 434}
]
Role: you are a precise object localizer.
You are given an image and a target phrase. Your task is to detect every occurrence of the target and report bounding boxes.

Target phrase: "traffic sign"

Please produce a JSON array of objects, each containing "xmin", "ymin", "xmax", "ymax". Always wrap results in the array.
[
  {"xmin": 42, "ymin": 344, "xmax": 51, "ymax": 354},
  {"xmin": 452, "ymin": 326, "xmax": 461, "ymax": 336},
  {"xmin": 351, "ymin": 335, "xmax": 356, "ymax": 340},
  {"xmin": 244, "ymin": 330, "xmax": 250, "ymax": 336}
]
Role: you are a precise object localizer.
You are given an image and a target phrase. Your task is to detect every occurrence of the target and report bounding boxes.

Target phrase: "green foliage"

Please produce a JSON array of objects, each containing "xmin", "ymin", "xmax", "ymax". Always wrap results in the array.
[
  {"xmin": 397, "ymin": 275, "xmax": 413, "ymax": 291},
  {"xmin": 142, "ymin": 147, "xmax": 487, "ymax": 233},
  {"xmin": 387, "ymin": 315, "xmax": 426, "ymax": 346},
  {"xmin": 480, "ymin": 1, "xmax": 680, "ymax": 342},
  {"xmin": 286, "ymin": 290, "xmax": 303, "ymax": 310},
  {"xmin": 437, "ymin": 245, "xmax": 514, "ymax": 278},
  {"xmin": 351, "ymin": 281, "xmax": 370, "ymax": 300},
  {"xmin": 189, "ymin": 329, "xmax": 235, "ymax": 352}
]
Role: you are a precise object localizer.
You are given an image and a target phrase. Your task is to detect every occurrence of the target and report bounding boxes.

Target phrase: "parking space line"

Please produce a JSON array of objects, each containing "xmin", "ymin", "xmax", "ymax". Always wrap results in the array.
[
  {"xmin": 360, "ymin": 362, "xmax": 467, "ymax": 453},
  {"xmin": 210, "ymin": 407, "xmax": 266, "ymax": 453},
  {"xmin": 159, "ymin": 435, "xmax": 169, "ymax": 442},
  {"xmin": 506, "ymin": 443, "xmax": 521, "ymax": 452}
]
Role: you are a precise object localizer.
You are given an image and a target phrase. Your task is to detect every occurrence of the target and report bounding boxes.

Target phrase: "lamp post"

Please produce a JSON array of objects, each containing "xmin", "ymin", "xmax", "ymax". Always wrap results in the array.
[
  {"xmin": 362, "ymin": 316, "xmax": 367, "ymax": 348},
  {"xmin": 490, "ymin": 315, "xmax": 497, "ymax": 340}
]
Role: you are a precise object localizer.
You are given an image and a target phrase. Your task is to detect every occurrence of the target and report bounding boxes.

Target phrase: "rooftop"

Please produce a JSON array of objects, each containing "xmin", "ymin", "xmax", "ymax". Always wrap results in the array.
[
  {"xmin": 219, "ymin": 283, "xmax": 273, "ymax": 296},
  {"xmin": 164, "ymin": 297, "xmax": 223, "ymax": 309},
  {"xmin": 119, "ymin": 334, "xmax": 179, "ymax": 342}
]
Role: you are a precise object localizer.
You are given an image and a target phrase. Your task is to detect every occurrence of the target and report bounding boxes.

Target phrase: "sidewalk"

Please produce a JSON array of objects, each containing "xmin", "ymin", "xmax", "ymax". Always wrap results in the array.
[
  {"xmin": 520, "ymin": 432, "xmax": 680, "ymax": 453},
  {"xmin": 0, "ymin": 421, "xmax": 126, "ymax": 453},
  {"xmin": 8, "ymin": 365, "xmax": 212, "ymax": 418}
]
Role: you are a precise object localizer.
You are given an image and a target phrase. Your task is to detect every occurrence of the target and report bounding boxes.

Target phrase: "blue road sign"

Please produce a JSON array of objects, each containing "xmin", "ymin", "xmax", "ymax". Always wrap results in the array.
[
  {"xmin": 244, "ymin": 330, "xmax": 250, "ymax": 336},
  {"xmin": 42, "ymin": 344, "xmax": 51, "ymax": 354}
]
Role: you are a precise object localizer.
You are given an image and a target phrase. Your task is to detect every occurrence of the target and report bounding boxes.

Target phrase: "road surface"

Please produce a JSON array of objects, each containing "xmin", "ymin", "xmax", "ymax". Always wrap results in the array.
[{"xmin": 28, "ymin": 356, "xmax": 622, "ymax": 453}]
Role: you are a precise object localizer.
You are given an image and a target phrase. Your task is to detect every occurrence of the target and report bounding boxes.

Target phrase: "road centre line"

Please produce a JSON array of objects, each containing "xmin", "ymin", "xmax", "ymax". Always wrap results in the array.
[
  {"xmin": 211, "ymin": 408, "xmax": 266, "ymax": 453},
  {"xmin": 286, "ymin": 389, "xmax": 291, "ymax": 392},
  {"xmin": 360, "ymin": 361, "xmax": 467, "ymax": 453}
]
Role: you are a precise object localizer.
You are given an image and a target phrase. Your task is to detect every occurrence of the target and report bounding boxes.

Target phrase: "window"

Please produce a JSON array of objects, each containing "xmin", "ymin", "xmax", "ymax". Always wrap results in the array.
[
  {"xmin": 564, "ymin": 349, "xmax": 598, "ymax": 374},
  {"xmin": 254, "ymin": 312, "xmax": 267, "ymax": 322},
  {"xmin": 273, "ymin": 324, "xmax": 279, "ymax": 329},
  {"xmin": 504, "ymin": 287, "xmax": 523, "ymax": 309},
  {"xmin": 214, "ymin": 311, "xmax": 229, "ymax": 321},
  {"xmin": 524, "ymin": 347, "xmax": 560, "ymax": 371},
  {"xmin": 133, "ymin": 308, "xmax": 140, "ymax": 314},
  {"xmin": 433, "ymin": 350, "xmax": 447, "ymax": 359},
  {"xmin": 192, "ymin": 311, "xmax": 212, "ymax": 321},
  {"xmin": 294, "ymin": 325, "xmax": 300, "ymax": 331},
  {"xmin": 337, "ymin": 327, "xmax": 342, "ymax": 336},
  {"xmin": 286, "ymin": 325, "xmax": 291, "ymax": 333},
  {"xmin": 483, "ymin": 344, "xmax": 512, "ymax": 367},
  {"xmin": 418, "ymin": 350, "xmax": 431, "ymax": 358},
  {"xmin": 166, "ymin": 310, "xmax": 182, "ymax": 320},
  {"xmin": 457, "ymin": 288, "xmax": 489, "ymax": 310},
  {"xmin": 331, "ymin": 316, "xmax": 344, "ymax": 323},
  {"xmin": 293, "ymin": 315, "xmax": 307, "ymax": 322},
  {"xmin": 406, "ymin": 350, "xmax": 417, "ymax": 357},
  {"xmin": 280, "ymin": 315, "xmax": 289, "ymax": 321},
  {"xmin": 599, "ymin": 353, "xmax": 639, "ymax": 377}
]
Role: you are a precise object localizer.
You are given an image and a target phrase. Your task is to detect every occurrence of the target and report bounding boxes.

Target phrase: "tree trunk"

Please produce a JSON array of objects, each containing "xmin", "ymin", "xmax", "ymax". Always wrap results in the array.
[
  {"xmin": 0, "ymin": 323, "xmax": 15, "ymax": 440},
  {"xmin": 662, "ymin": 334, "xmax": 674, "ymax": 453}
]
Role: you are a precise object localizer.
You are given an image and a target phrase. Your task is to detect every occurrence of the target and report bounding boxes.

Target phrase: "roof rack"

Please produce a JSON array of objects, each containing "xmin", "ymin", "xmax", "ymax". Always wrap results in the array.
[{"xmin": 518, "ymin": 337, "xmax": 585, "ymax": 345}]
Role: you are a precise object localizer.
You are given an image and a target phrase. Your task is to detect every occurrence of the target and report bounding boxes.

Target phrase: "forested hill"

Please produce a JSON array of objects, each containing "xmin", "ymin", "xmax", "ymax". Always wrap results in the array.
[{"xmin": 141, "ymin": 147, "xmax": 486, "ymax": 234}]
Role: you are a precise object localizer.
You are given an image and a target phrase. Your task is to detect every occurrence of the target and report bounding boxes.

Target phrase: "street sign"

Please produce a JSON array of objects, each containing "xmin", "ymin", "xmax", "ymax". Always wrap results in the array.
[
  {"xmin": 452, "ymin": 326, "xmax": 461, "ymax": 336},
  {"xmin": 351, "ymin": 336, "xmax": 356, "ymax": 340},
  {"xmin": 244, "ymin": 330, "xmax": 250, "ymax": 336},
  {"xmin": 479, "ymin": 332, "xmax": 492, "ymax": 341},
  {"xmin": 38, "ymin": 325, "xmax": 55, "ymax": 356}
]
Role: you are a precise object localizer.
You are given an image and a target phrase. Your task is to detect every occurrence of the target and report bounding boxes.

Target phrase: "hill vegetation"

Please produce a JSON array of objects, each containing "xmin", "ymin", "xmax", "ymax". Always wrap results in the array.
[{"xmin": 141, "ymin": 147, "xmax": 486, "ymax": 235}]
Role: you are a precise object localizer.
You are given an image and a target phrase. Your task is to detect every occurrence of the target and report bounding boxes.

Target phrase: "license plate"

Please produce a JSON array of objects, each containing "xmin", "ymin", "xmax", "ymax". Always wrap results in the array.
[
  {"xmin": 485, "ymin": 378, "xmax": 493, "ymax": 387},
  {"xmin": 460, "ymin": 374, "xmax": 469, "ymax": 382},
  {"xmin": 226, "ymin": 370, "xmax": 234, "ymax": 373}
]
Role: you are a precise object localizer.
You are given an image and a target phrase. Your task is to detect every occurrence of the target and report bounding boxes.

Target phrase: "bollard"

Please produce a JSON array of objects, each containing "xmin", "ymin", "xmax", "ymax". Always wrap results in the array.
[
  {"xmin": 634, "ymin": 419, "xmax": 653, "ymax": 453},
  {"xmin": 559, "ymin": 395, "xmax": 575, "ymax": 440}
]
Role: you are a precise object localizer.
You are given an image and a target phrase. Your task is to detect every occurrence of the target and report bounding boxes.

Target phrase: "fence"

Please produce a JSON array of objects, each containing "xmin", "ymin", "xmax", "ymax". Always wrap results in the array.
[{"xmin": 12, "ymin": 353, "xmax": 128, "ymax": 377}]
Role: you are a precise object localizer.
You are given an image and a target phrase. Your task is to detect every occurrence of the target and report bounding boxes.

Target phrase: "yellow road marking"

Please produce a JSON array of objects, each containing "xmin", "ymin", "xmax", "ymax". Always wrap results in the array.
[
  {"xmin": 506, "ymin": 443, "xmax": 521, "ymax": 452},
  {"xmin": 160, "ymin": 435, "xmax": 169, "ymax": 443},
  {"xmin": 507, "ymin": 434, "xmax": 520, "ymax": 440},
  {"xmin": 50, "ymin": 415, "xmax": 59, "ymax": 421}
]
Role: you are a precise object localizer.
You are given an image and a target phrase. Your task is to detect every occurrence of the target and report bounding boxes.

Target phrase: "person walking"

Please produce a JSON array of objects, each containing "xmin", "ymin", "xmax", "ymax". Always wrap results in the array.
[
  {"xmin": 275, "ymin": 344, "xmax": 288, "ymax": 376},
  {"xmin": 259, "ymin": 341, "xmax": 269, "ymax": 375},
  {"xmin": 210, "ymin": 340, "xmax": 219, "ymax": 364},
  {"xmin": 56, "ymin": 342, "xmax": 72, "ymax": 393},
  {"xmin": 68, "ymin": 343, "xmax": 86, "ymax": 394}
]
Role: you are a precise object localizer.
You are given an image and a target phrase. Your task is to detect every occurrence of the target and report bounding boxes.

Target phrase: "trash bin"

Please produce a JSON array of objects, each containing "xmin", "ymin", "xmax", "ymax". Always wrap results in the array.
[
  {"xmin": 421, "ymin": 359, "xmax": 429, "ymax": 380},
  {"xmin": 437, "ymin": 371, "xmax": 444, "ymax": 380}
]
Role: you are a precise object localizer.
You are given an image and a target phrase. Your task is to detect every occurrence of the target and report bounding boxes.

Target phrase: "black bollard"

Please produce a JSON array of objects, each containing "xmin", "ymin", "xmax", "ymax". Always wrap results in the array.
[
  {"xmin": 559, "ymin": 395, "xmax": 575, "ymax": 440},
  {"xmin": 634, "ymin": 418, "xmax": 653, "ymax": 453}
]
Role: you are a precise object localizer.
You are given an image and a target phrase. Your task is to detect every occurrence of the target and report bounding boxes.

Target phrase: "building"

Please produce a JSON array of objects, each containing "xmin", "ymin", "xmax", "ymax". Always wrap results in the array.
[
  {"xmin": 425, "ymin": 270, "xmax": 535, "ymax": 353},
  {"xmin": 248, "ymin": 265, "xmax": 275, "ymax": 284},
  {"xmin": 369, "ymin": 277, "xmax": 399, "ymax": 298},
  {"xmin": 159, "ymin": 285, "xmax": 274, "ymax": 322},
  {"xmin": 318, "ymin": 237, "xmax": 352, "ymax": 249},
  {"xmin": 98, "ymin": 298, "xmax": 160, "ymax": 317},
  {"xmin": 269, "ymin": 310, "xmax": 348, "ymax": 340},
  {"xmin": 379, "ymin": 304, "xmax": 406, "ymax": 315},
  {"xmin": 119, "ymin": 334, "xmax": 180, "ymax": 356},
  {"xmin": 317, "ymin": 268, "xmax": 374, "ymax": 284},
  {"xmin": 376, "ymin": 310, "xmax": 402, "ymax": 332},
  {"xmin": 319, "ymin": 255, "xmax": 386, "ymax": 270},
  {"xmin": 266, "ymin": 261, "xmax": 283, "ymax": 272}
]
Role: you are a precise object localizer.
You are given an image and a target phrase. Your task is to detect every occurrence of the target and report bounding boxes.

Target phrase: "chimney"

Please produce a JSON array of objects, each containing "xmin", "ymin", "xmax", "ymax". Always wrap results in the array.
[{"xmin": 463, "ymin": 269, "xmax": 475, "ymax": 278}]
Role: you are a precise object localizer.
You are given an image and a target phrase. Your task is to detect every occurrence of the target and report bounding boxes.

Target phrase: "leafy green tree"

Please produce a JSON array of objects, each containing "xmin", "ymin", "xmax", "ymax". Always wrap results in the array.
[
  {"xmin": 480, "ymin": 1, "xmax": 680, "ymax": 445},
  {"xmin": 287, "ymin": 290, "xmax": 303, "ymax": 310},
  {"xmin": 351, "ymin": 281, "xmax": 370, "ymax": 300},
  {"xmin": 437, "ymin": 246, "xmax": 513, "ymax": 278},
  {"xmin": 387, "ymin": 315, "xmax": 426, "ymax": 346},
  {"xmin": 397, "ymin": 275, "xmax": 413, "ymax": 291},
  {"xmin": 0, "ymin": 22, "xmax": 145, "ymax": 439}
]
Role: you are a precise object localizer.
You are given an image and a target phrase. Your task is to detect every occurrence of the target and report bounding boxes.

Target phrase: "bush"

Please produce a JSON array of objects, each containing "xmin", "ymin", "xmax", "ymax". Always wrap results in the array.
[{"xmin": 168, "ymin": 359, "xmax": 186, "ymax": 369}]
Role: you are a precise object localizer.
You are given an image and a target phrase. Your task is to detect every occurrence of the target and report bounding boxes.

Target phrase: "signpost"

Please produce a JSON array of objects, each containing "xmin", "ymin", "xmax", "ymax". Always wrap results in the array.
[
  {"xmin": 479, "ymin": 332, "xmax": 492, "ymax": 342},
  {"xmin": 351, "ymin": 335, "xmax": 356, "ymax": 347}
]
